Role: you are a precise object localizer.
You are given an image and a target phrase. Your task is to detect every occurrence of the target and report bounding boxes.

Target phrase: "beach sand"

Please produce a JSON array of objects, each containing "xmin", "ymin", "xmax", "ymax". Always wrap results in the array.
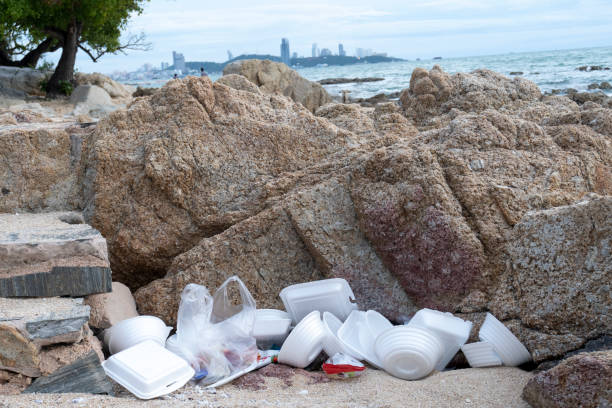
[{"xmin": 0, "ymin": 366, "xmax": 532, "ymax": 407}]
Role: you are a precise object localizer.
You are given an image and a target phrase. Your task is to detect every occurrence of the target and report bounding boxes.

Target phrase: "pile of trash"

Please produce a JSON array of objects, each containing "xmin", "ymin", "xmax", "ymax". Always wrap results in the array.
[{"xmin": 101, "ymin": 277, "xmax": 531, "ymax": 400}]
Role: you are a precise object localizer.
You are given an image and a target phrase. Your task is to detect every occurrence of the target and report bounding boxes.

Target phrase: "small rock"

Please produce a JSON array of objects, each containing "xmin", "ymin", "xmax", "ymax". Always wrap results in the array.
[
  {"xmin": 522, "ymin": 350, "xmax": 612, "ymax": 408},
  {"xmin": 298, "ymin": 389, "xmax": 309, "ymax": 395},
  {"xmin": 72, "ymin": 397, "xmax": 85, "ymax": 404},
  {"xmin": 25, "ymin": 351, "xmax": 112, "ymax": 395},
  {"xmin": 84, "ymin": 282, "xmax": 138, "ymax": 329},
  {"xmin": 469, "ymin": 159, "xmax": 485, "ymax": 171},
  {"xmin": 509, "ymin": 72, "xmax": 523, "ymax": 75}
]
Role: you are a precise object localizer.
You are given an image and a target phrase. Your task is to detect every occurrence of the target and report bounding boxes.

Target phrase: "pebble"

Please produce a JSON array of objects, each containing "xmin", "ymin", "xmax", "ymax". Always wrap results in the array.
[
  {"xmin": 71, "ymin": 397, "xmax": 85, "ymax": 404},
  {"xmin": 299, "ymin": 389, "xmax": 309, "ymax": 395},
  {"xmin": 465, "ymin": 398, "xmax": 472, "ymax": 403}
]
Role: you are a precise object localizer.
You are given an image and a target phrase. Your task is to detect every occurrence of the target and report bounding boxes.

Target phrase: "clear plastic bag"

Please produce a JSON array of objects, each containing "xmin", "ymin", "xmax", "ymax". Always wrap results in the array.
[{"xmin": 173, "ymin": 276, "xmax": 258, "ymax": 385}]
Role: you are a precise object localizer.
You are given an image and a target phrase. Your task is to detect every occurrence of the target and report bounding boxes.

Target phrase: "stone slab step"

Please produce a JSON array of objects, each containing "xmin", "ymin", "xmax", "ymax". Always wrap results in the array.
[
  {"xmin": 24, "ymin": 351, "xmax": 112, "ymax": 395},
  {"xmin": 0, "ymin": 297, "xmax": 90, "ymax": 345},
  {"xmin": 0, "ymin": 266, "xmax": 111, "ymax": 297},
  {"xmin": 0, "ymin": 212, "xmax": 111, "ymax": 296}
]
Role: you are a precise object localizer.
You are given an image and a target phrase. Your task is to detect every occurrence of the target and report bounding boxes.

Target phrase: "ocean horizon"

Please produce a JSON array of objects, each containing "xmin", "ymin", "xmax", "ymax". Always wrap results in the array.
[{"xmin": 123, "ymin": 45, "xmax": 612, "ymax": 99}]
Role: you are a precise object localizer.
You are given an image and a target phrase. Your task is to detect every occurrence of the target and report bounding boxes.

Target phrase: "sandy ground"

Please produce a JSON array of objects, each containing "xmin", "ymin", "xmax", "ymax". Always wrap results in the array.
[{"xmin": 0, "ymin": 366, "xmax": 532, "ymax": 408}]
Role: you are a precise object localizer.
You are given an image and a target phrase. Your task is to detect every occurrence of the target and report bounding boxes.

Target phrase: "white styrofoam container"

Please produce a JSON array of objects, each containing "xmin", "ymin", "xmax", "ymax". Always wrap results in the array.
[
  {"xmin": 102, "ymin": 340, "xmax": 195, "ymax": 399},
  {"xmin": 405, "ymin": 308, "xmax": 472, "ymax": 371},
  {"xmin": 479, "ymin": 313, "xmax": 531, "ymax": 366},
  {"xmin": 278, "ymin": 311, "xmax": 325, "ymax": 368},
  {"xmin": 461, "ymin": 341, "xmax": 503, "ymax": 368},
  {"xmin": 253, "ymin": 309, "xmax": 292, "ymax": 349},
  {"xmin": 337, "ymin": 310, "xmax": 384, "ymax": 369},
  {"xmin": 280, "ymin": 278, "xmax": 358, "ymax": 324}
]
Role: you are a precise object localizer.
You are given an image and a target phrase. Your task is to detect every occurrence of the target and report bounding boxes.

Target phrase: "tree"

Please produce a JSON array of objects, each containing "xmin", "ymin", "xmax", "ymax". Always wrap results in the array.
[{"xmin": 0, "ymin": 0, "xmax": 150, "ymax": 96}]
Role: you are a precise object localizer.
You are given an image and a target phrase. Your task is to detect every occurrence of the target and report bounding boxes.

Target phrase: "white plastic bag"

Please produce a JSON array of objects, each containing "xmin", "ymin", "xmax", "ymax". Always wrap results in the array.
[{"xmin": 173, "ymin": 276, "xmax": 258, "ymax": 385}]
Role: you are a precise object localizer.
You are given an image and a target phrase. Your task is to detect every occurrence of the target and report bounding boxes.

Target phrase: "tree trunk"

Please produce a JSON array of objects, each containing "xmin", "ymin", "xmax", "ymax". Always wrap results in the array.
[
  {"xmin": 0, "ymin": 38, "xmax": 59, "ymax": 68},
  {"xmin": 46, "ymin": 22, "xmax": 81, "ymax": 97}
]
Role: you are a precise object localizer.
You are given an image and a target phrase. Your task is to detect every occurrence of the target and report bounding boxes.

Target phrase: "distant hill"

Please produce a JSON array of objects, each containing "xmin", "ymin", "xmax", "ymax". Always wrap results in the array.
[{"xmin": 172, "ymin": 54, "xmax": 402, "ymax": 73}]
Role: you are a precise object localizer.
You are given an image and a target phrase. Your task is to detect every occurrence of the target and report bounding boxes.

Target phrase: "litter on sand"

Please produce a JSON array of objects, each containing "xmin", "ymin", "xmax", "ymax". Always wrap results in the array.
[{"xmin": 101, "ymin": 276, "xmax": 532, "ymax": 399}]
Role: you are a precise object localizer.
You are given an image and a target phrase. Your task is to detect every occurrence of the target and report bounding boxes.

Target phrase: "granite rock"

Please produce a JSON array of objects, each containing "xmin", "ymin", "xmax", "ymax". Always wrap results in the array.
[
  {"xmin": 0, "ymin": 212, "xmax": 109, "ymax": 279},
  {"xmin": 84, "ymin": 281, "xmax": 139, "ymax": 329},
  {"xmin": 84, "ymin": 76, "xmax": 366, "ymax": 286},
  {"xmin": 0, "ymin": 369, "xmax": 32, "ymax": 395},
  {"xmin": 222, "ymin": 59, "xmax": 332, "ymax": 112},
  {"xmin": 81, "ymin": 67, "xmax": 612, "ymax": 362},
  {"xmin": 0, "ymin": 122, "xmax": 90, "ymax": 212},
  {"xmin": 75, "ymin": 72, "xmax": 134, "ymax": 99},
  {"xmin": 0, "ymin": 66, "xmax": 46, "ymax": 96},
  {"xmin": 522, "ymin": 350, "xmax": 612, "ymax": 408},
  {"xmin": 491, "ymin": 196, "xmax": 612, "ymax": 362}
]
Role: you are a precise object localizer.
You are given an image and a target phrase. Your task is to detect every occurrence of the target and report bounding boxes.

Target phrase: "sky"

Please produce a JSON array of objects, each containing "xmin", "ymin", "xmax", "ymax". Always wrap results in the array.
[{"xmin": 57, "ymin": 0, "xmax": 612, "ymax": 74}]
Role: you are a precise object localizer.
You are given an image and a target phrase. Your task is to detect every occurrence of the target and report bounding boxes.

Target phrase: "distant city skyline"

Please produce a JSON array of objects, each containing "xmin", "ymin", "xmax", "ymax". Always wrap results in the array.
[{"xmin": 39, "ymin": 0, "xmax": 612, "ymax": 73}]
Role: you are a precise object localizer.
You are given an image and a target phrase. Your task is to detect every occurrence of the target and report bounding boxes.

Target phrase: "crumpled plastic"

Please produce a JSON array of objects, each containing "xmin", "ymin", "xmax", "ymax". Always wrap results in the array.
[{"xmin": 173, "ymin": 276, "xmax": 258, "ymax": 385}]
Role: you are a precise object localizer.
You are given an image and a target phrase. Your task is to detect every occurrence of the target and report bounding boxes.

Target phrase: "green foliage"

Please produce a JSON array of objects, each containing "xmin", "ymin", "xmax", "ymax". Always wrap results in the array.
[
  {"xmin": 58, "ymin": 79, "xmax": 72, "ymax": 96},
  {"xmin": 0, "ymin": 0, "xmax": 149, "ymax": 60},
  {"xmin": 37, "ymin": 58, "xmax": 54, "ymax": 71},
  {"xmin": 39, "ymin": 77, "xmax": 72, "ymax": 95},
  {"xmin": 39, "ymin": 76, "xmax": 48, "ymax": 92}
]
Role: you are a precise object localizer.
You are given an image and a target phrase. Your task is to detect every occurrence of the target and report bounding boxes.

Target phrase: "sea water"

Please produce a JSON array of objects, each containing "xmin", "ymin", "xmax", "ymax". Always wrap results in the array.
[
  {"xmin": 129, "ymin": 46, "xmax": 612, "ymax": 99},
  {"xmin": 296, "ymin": 46, "xmax": 612, "ymax": 99}
]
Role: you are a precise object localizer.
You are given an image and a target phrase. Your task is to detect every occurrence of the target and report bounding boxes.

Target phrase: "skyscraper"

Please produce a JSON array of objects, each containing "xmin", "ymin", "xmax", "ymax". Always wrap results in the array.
[
  {"xmin": 280, "ymin": 38, "xmax": 290, "ymax": 65},
  {"xmin": 172, "ymin": 51, "xmax": 186, "ymax": 72},
  {"xmin": 320, "ymin": 48, "xmax": 332, "ymax": 57},
  {"xmin": 312, "ymin": 43, "xmax": 318, "ymax": 58},
  {"xmin": 338, "ymin": 43, "xmax": 346, "ymax": 57}
]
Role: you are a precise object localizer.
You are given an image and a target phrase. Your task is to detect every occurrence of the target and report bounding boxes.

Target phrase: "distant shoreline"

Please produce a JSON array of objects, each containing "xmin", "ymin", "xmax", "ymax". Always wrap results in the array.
[{"xmin": 182, "ymin": 54, "xmax": 404, "ymax": 74}]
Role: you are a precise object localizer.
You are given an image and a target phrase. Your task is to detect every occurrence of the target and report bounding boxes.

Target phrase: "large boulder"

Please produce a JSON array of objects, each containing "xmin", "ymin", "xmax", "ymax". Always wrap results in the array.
[
  {"xmin": 0, "ymin": 122, "xmax": 90, "ymax": 212},
  {"xmin": 83, "ymin": 76, "xmax": 369, "ymax": 286},
  {"xmin": 491, "ymin": 196, "xmax": 612, "ymax": 362},
  {"xmin": 70, "ymin": 85, "xmax": 120, "ymax": 118},
  {"xmin": 75, "ymin": 72, "xmax": 134, "ymax": 99},
  {"xmin": 0, "ymin": 66, "xmax": 46, "ymax": 96},
  {"xmin": 85, "ymin": 68, "xmax": 610, "ymax": 362},
  {"xmin": 400, "ymin": 66, "xmax": 541, "ymax": 128},
  {"xmin": 522, "ymin": 351, "xmax": 612, "ymax": 408},
  {"xmin": 222, "ymin": 59, "xmax": 332, "ymax": 112}
]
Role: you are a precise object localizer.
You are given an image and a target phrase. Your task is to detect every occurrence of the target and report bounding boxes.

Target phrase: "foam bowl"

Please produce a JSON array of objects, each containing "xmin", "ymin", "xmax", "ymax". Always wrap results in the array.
[
  {"xmin": 375, "ymin": 326, "xmax": 443, "ymax": 380},
  {"xmin": 253, "ymin": 309, "xmax": 292, "ymax": 349},
  {"xmin": 322, "ymin": 311, "xmax": 352, "ymax": 358},
  {"xmin": 107, "ymin": 316, "xmax": 172, "ymax": 355},
  {"xmin": 461, "ymin": 341, "xmax": 502, "ymax": 368},
  {"xmin": 278, "ymin": 311, "xmax": 325, "ymax": 368},
  {"xmin": 478, "ymin": 313, "xmax": 531, "ymax": 366}
]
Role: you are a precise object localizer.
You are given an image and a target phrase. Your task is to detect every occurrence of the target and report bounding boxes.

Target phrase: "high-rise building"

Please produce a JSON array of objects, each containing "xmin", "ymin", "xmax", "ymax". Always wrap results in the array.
[
  {"xmin": 280, "ymin": 38, "xmax": 290, "ymax": 65},
  {"xmin": 161, "ymin": 62, "xmax": 169, "ymax": 70},
  {"xmin": 227, "ymin": 50, "xmax": 234, "ymax": 61},
  {"xmin": 320, "ymin": 48, "xmax": 332, "ymax": 57},
  {"xmin": 172, "ymin": 51, "xmax": 186, "ymax": 72},
  {"xmin": 338, "ymin": 43, "xmax": 346, "ymax": 57},
  {"xmin": 292, "ymin": 52, "xmax": 298, "ymax": 60},
  {"xmin": 312, "ymin": 43, "xmax": 318, "ymax": 58}
]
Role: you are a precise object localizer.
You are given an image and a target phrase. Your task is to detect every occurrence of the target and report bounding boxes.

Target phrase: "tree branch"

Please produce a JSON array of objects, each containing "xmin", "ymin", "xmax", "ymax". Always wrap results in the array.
[
  {"xmin": 78, "ymin": 43, "xmax": 102, "ymax": 62},
  {"xmin": 20, "ymin": 37, "xmax": 60, "ymax": 67},
  {"xmin": 78, "ymin": 32, "xmax": 151, "ymax": 63}
]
